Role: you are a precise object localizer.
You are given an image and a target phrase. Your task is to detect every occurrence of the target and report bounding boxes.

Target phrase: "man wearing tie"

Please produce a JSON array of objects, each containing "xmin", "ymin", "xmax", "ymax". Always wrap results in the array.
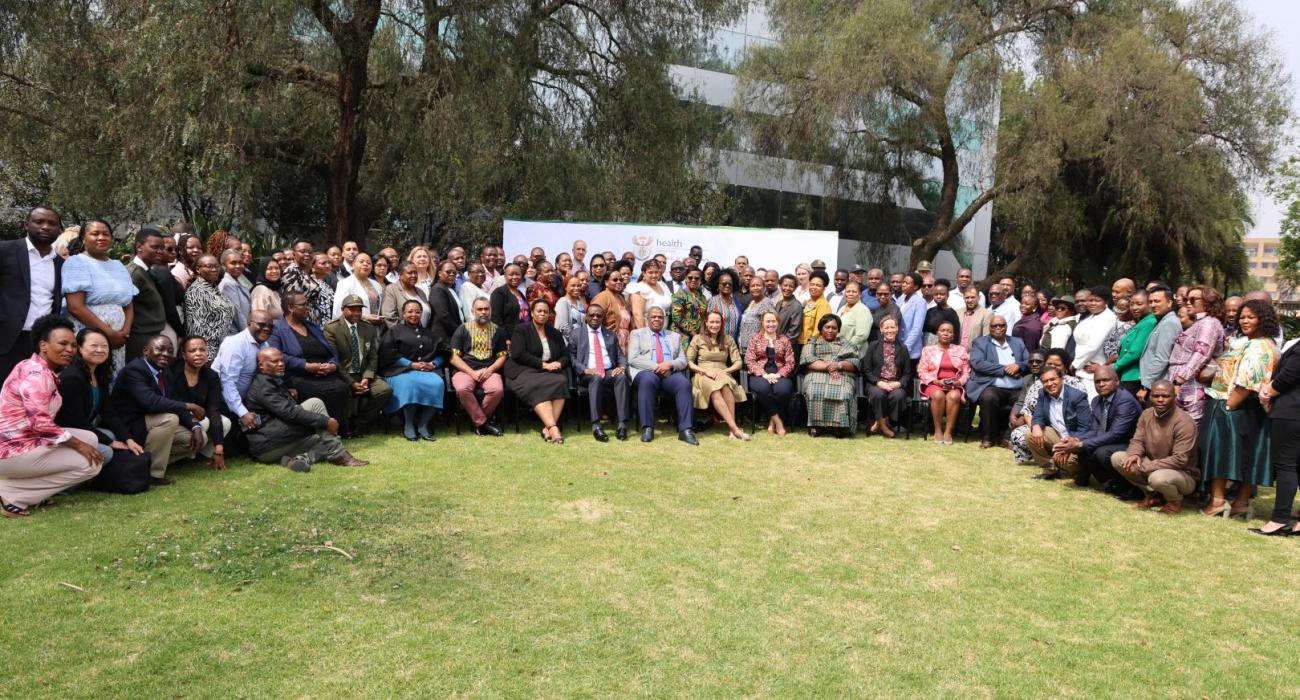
[
  {"xmin": 569, "ymin": 304, "xmax": 629, "ymax": 442},
  {"xmin": 1051, "ymin": 365, "xmax": 1142, "ymax": 490},
  {"xmin": 324, "ymin": 295, "xmax": 393, "ymax": 437},
  {"xmin": 0, "ymin": 206, "xmax": 65, "ymax": 384},
  {"xmin": 110, "ymin": 336, "xmax": 205, "ymax": 485},
  {"xmin": 627, "ymin": 306, "xmax": 698, "ymax": 445}
]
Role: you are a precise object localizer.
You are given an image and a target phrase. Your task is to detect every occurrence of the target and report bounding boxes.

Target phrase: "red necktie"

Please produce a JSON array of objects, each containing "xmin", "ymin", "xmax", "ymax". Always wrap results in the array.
[
  {"xmin": 654, "ymin": 332, "xmax": 664, "ymax": 364},
  {"xmin": 157, "ymin": 371, "xmax": 166, "ymax": 395},
  {"xmin": 592, "ymin": 329, "xmax": 605, "ymax": 377}
]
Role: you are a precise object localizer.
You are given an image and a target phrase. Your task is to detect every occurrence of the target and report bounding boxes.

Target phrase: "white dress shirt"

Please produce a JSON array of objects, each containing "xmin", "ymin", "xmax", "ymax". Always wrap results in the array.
[
  {"xmin": 585, "ymin": 325, "xmax": 613, "ymax": 372},
  {"xmin": 24, "ymin": 238, "xmax": 58, "ymax": 331}
]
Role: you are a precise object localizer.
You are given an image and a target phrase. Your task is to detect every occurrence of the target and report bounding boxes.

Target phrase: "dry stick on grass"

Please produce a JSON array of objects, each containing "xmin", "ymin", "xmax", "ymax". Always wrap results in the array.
[
  {"xmin": 295, "ymin": 544, "xmax": 355, "ymax": 560},
  {"xmin": 58, "ymin": 582, "xmax": 85, "ymax": 592}
]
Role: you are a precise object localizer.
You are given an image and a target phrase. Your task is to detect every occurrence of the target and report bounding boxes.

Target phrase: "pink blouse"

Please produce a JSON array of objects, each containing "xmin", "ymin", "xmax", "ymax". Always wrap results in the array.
[{"xmin": 0, "ymin": 355, "xmax": 71, "ymax": 459}]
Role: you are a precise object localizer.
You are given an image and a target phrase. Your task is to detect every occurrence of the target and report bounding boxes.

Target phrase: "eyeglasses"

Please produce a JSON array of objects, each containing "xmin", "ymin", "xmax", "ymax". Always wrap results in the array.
[
  {"xmin": 990, "ymin": 323, "xmax": 1007, "ymax": 328},
  {"xmin": 251, "ymin": 321, "xmax": 274, "ymax": 329}
]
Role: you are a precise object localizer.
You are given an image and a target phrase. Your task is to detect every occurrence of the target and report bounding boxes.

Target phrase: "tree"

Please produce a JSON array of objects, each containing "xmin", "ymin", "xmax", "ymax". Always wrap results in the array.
[
  {"xmin": 737, "ymin": 0, "xmax": 1289, "ymax": 281},
  {"xmin": 1274, "ymin": 155, "xmax": 1300, "ymax": 298},
  {"xmin": 0, "ymin": 0, "xmax": 742, "ymax": 247}
]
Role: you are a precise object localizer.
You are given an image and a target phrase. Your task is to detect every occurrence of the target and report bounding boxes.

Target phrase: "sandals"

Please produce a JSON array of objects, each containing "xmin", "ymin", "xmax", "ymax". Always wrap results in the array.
[
  {"xmin": 2, "ymin": 498, "xmax": 30, "ymax": 518},
  {"xmin": 541, "ymin": 425, "xmax": 565, "ymax": 445}
]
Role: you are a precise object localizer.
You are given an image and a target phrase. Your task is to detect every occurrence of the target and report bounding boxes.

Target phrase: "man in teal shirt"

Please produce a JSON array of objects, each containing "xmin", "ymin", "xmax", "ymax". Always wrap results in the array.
[{"xmin": 1112, "ymin": 290, "xmax": 1153, "ymax": 400}]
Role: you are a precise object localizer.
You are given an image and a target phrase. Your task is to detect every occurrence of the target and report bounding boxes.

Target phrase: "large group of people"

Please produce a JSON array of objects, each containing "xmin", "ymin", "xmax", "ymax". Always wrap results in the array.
[{"xmin": 2, "ymin": 206, "xmax": 1299, "ymax": 540}]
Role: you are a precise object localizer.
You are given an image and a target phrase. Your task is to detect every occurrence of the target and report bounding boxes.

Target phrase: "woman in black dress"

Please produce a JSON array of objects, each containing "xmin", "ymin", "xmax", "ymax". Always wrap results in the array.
[
  {"xmin": 505, "ymin": 299, "xmax": 570, "ymax": 443},
  {"xmin": 490, "ymin": 263, "xmax": 530, "ymax": 336},
  {"xmin": 165, "ymin": 336, "xmax": 231, "ymax": 470},
  {"xmin": 379, "ymin": 299, "xmax": 447, "ymax": 441},
  {"xmin": 267, "ymin": 290, "xmax": 353, "ymax": 431}
]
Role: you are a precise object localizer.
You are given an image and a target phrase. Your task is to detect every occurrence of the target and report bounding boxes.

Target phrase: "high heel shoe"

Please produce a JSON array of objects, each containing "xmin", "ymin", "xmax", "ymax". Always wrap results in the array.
[
  {"xmin": 1229, "ymin": 501, "xmax": 1254, "ymax": 521},
  {"xmin": 1200, "ymin": 499, "xmax": 1230, "ymax": 517}
]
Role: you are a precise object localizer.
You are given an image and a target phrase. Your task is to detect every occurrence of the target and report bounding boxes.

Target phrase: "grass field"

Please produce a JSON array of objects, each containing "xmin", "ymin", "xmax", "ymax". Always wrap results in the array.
[{"xmin": 3, "ymin": 424, "xmax": 1299, "ymax": 698}]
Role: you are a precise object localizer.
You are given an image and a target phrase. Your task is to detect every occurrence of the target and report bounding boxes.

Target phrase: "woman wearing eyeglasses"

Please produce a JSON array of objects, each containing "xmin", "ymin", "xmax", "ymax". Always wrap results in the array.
[{"xmin": 869, "ymin": 283, "xmax": 902, "ymax": 344}]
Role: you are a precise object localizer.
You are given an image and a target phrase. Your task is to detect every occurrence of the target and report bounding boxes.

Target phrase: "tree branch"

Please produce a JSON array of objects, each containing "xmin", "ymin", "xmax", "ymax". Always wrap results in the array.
[{"xmin": 245, "ymin": 63, "xmax": 338, "ymax": 95}]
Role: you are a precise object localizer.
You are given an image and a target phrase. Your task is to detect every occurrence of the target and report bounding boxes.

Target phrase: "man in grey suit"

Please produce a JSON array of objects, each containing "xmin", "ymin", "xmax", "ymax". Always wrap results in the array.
[
  {"xmin": 568, "ymin": 304, "xmax": 629, "ymax": 442},
  {"xmin": 967, "ymin": 316, "xmax": 1029, "ymax": 449},
  {"xmin": 1139, "ymin": 284, "xmax": 1181, "ymax": 402},
  {"xmin": 628, "ymin": 306, "xmax": 698, "ymax": 445}
]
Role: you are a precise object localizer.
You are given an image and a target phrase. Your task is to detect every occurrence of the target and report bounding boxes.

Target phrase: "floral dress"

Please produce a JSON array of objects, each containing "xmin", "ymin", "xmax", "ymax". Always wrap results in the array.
[
  {"xmin": 1199, "ymin": 337, "xmax": 1279, "ymax": 486},
  {"xmin": 1164, "ymin": 313, "xmax": 1224, "ymax": 423},
  {"xmin": 670, "ymin": 288, "xmax": 707, "ymax": 338}
]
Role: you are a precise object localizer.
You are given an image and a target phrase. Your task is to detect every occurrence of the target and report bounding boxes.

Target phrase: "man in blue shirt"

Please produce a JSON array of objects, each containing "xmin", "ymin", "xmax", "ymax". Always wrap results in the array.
[{"xmin": 212, "ymin": 311, "xmax": 275, "ymax": 432}]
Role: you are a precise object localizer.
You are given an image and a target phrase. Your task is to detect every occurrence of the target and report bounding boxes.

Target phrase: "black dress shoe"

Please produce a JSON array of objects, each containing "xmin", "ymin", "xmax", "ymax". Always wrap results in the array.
[
  {"xmin": 475, "ymin": 424, "xmax": 503, "ymax": 437},
  {"xmin": 616, "ymin": 424, "xmax": 628, "ymax": 441},
  {"xmin": 1248, "ymin": 524, "xmax": 1299, "ymax": 537},
  {"xmin": 641, "ymin": 427, "xmax": 654, "ymax": 442},
  {"xmin": 419, "ymin": 433, "xmax": 437, "ymax": 442},
  {"xmin": 1033, "ymin": 471, "xmax": 1061, "ymax": 481},
  {"xmin": 679, "ymin": 429, "xmax": 699, "ymax": 446},
  {"xmin": 150, "ymin": 476, "xmax": 175, "ymax": 486},
  {"xmin": 592, "ymin": 425, "xmax": 609, "ymax": 442}
]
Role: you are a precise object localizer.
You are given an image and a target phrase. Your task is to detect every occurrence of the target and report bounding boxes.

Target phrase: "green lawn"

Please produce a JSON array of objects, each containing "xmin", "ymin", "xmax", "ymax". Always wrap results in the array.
[{"xmin": 4, "ymin": 425, "xmax": 1298, "ymax": 698}]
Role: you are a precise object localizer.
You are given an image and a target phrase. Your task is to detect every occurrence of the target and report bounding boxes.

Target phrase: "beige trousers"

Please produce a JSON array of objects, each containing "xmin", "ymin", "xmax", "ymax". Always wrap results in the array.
[
  {"xmin": 144, "ymin": 413, "xmax": 196, "ymax": 478},
  {"xmin": 0, "ymin": 428, "xmax": 103, "ymax": 509},
  {"xmin": 1028, "ymin": 426, "xmax": 1080, "ymax": 475},
  {"xmin": 1110, "ymin": 451, "xmax": 1196, "ymax": 503}
]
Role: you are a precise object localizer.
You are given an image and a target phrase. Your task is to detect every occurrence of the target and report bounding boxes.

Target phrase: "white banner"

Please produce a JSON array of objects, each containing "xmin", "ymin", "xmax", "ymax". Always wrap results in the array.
[{"xmin": 503, "ymin": 219, "xmax": 840, "ymax": 274}]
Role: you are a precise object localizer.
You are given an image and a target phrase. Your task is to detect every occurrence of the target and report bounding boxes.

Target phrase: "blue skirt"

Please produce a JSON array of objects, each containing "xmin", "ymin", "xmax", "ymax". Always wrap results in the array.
[{"xmin": 385, "ymin": 370, "xmax": 445, "ymax": 412}]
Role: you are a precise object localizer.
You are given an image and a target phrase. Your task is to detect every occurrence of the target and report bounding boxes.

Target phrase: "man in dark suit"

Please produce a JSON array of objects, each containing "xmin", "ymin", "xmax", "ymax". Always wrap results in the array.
[
  {"xmin": 967, "ymin": 315, "xmax": 1029, "ymax": 449},
  {"xmin": 627, "ymin": 306, "xmax": 698, "ymax": 445},
  {"xmin": 1048, "ymin": 365, "xmax": 1143, "ymax": 490},
  {"xmin": 126, "ymin": 227, "xmax": 169, "ymax": 361},
  {"xmin": 1029, "ymin": 366, "xmax": 1092, "ymax": 480},
  {"xmin": 323, "ymin": 294, "xmax": 393, "ymax": 436},
  {"xmin": 110, "ymin": 336, "xmax": 205, "ymax": 485},
  {"xmin": 0, "ymin": 206, "xmax": 65, "ymax": 383},
  {"xmin": 568, "ymin": 303, "xmax": 629, "ymax": 441}
]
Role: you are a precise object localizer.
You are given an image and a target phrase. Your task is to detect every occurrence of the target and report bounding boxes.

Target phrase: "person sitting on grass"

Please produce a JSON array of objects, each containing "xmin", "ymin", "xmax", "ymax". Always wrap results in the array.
[
  {"xmin": 1028, "ymin": 365, "xmax": 1091, "ymax": 480},
  {"xmin": 1009, "ymin": 349, "xmax": 1084, "ymax": 464},
  {"xmin": 1111, "ymin": 379, "xmax": 1200, "ymax": 515},
  {"xmin": 110, "ymin": 335, "xmax": 206, "ymax": 486},
  {"xmin": 243, "ymin": 347, "xmax": 367, "ymax": 472},
  {"xmin": 0, "ymin": 315, "xmax": 107, "ymax": 517}
]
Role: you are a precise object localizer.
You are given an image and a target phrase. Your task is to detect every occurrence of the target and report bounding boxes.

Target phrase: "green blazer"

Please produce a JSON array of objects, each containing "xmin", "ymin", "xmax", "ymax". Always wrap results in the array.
[
  {"xmin": 128, "ymin": 262, "xmax": 166, "ymax": 335},
  {"xmin": 1113, "ymin": 313, "xmax": 1157, "ymax": 383},
  {"xmin": 323, "ymin": 317, "xmax": 380, "ymax": 383}
]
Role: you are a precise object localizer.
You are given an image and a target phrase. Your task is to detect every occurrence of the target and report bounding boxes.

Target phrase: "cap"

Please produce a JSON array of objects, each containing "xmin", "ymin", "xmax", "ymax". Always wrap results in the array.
[
  {"xmin": 1051, "ymin": 295, "xmax": 1076, "ymax": 309},
  {"xmin": 341, "ymin": 294, "xmax": 365, "ymax": 308},
  {"xmin": 915, "ymin": 260, "xmax": 933, "ymax": 273},
  {"xmin": 850, "ymin": 264, "xmax": 866, "ymax": 273},
  {"xmin": 810, "ymin": 259, "xmax": 827, "ymax": 269}
]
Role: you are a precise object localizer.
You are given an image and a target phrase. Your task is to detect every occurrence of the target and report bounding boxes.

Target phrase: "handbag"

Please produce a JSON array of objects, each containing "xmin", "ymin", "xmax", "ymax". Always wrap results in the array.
[{"xmin": 86, "ymin": 448, "xmax": 152, "ymax": 495}]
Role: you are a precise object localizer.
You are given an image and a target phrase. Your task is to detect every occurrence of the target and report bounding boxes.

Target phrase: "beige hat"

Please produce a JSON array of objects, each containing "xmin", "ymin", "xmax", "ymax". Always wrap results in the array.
[
  {"xmin": 810, "ymin": 259, "xmax": 827, "ymax": 270},
  {"xmin": 915, "ymin": 260, "xmax": 933, "ymax": 273}
]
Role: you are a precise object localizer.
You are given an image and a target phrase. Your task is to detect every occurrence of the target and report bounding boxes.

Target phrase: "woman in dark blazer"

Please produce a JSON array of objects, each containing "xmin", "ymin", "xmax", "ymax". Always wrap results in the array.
[
  {"xmin": 267, "ymin": 290, "xmax": 352, "ymax": 430},
  {"xmin": 56, "ymin": 328, "xmax": 136, "ymax": 449},
  {"xmin": 378, "ymin": 299, "xmax": 447, "ymax": 441},
  {"xmin": 862, "ymin": 316, "xmax": 912, "ymax": 437},
  {"xmin": 505, "ymin": 299, "xmax": 571, "ymax": 443},
  {"xmin": 490, "ymin": 263, "xmax": 530, "ymax": 336},
  {"xmin": 166, "ymin": 336, "xmax": 230, "ymax": 469},
  {"xmin": 1252, "ymin": 339, "xmax": 1300, "ymax": 536},
  {"xmin": 428, "ymin": 261, "xmax": 465, "ymax": 341}
]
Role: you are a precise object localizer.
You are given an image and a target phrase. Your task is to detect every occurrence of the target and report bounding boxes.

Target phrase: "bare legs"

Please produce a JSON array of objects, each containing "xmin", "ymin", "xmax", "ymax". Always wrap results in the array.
[
  {"xmin": 534, "ymin": 398, "xmax": 567, "ymax": 443},
  {"xmin": 710, "ymin": 389, "xmax": 749, "ymax": 440},
  {"xmin": 1201, "ymin": 478, "xmax": 1253, "ymax": 517},
  {"xmin": 928, "ymin": 390, "xmax": 961, "ymax": 444}
]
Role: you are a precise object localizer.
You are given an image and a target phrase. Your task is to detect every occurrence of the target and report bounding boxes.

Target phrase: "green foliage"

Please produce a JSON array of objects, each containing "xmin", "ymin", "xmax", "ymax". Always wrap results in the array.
[
  {"xmin": 0, "ymin": 0, "xmax": 743, "ymax": 246},
  {"xmin": 1274, "ymin": 155, "xmax": 1300, "ymax": 294}
]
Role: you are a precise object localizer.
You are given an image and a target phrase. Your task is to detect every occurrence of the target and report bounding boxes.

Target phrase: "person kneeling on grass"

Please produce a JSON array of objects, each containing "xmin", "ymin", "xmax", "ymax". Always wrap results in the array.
[
  {"xmin": 244, "ymin": 348, "xmax": 367, "ymax": 472},
  {"xmin": 1110, "ymin": 380, "xmax": 1200, "ymax": 515}
]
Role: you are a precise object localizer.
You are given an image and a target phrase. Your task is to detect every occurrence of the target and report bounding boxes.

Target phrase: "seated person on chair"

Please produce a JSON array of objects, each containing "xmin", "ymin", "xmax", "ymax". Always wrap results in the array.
[
  {"xmin": 110, "ymin": 335, "xmax": 205, "ymax": 486},
  {"xmin": 378, "ymin": 299, "xmax": 446, "ymax": 442},
  {"xmin": 268, "ymin": 291, "xmax": 353, "ymax": 433},
  {"xmin": 448, "ymin": 298, "xmax": 507, "ymax": 436},
  {"xmin": 505, "ymin": 299, "xmax": 571, "ymax": 444},
  {"xmin": 1028, "ymin": 365, "xmax": 1092, "ymax": 480},
  {"xmin": 744, "ymin": 311, "xmax": 796, "ymax": 436},
  {"xmin": 627, "ymin": 306, "xmax": 698, "ymax": 445},
  {"xmin": 686, "ymin": 311, "xmax": 749, "ymax": 441},
  {"xmin": 862, "ymin": 316, "xmax": 912, "ymax": 438},
  {"xmin": 917, "ymin": 321, "xmax": 970, "ymax": 445},
  {"xmin": 244, "ymin": 348, "xmax": 367, "ymax": 472},
  {"xmin": 967, "ymin": 315, "xmax": 1028, "ymax": 449},
  {"xmin": 324, "ymin": 294, "xmax": 393, "ymax": 437},
  {"xmin": 568, "ymin": 303, "xmax": 629, "ymax": 442},
  {"xmin": 799, "ymin": 314, "xmax": 860, "ymax": 439},
  {"xmin": 1111, "ymin": 379, "xmax": 1200, "ymax": 515},
  {"xmin": 1048, "ymin": 365, "xmax": 1142, "ymax": 491}
]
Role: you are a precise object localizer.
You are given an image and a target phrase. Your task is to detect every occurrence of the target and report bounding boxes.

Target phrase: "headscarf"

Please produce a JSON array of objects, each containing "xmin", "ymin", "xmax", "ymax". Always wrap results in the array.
[{"xmin": 253, "ymin": 256, "xmax": 282, "ymax": 292}]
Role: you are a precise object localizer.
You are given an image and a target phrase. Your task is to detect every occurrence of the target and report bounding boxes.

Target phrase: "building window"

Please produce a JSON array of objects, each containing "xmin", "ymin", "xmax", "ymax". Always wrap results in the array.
[{"xmin": 1264, "ymin": 247, "xmax": 1278, "ymax": 256}]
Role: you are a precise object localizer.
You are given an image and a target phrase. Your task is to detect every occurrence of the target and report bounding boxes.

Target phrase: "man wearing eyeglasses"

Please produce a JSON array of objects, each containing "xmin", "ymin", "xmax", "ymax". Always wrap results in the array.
[
  {"xmin": 967, "ymin": 315, "xmax": 1028, "ymax": 449},
  {"xmin": 212, "ymin": 310, "xmax": 277, "ymax": 436},
  {"xmin": 665, "ymin": 260, "xmax": 686, "ymax": 293}
]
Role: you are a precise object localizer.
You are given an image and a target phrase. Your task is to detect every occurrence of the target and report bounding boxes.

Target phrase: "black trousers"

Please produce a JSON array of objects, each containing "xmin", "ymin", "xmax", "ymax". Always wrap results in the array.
[
  {"xmin": 747, "ymin": 375, "xmax": 794, "ymax": 421},
  {"xmin": 1120, "ymin": 380, "xmax": 1144, "ymax": 404},
  {"xmin": 865, "ymin": 384, "xmax": 907, "ymax": 424},
  {"xmin": 977, "ymin": 386, "xmax": 1019, "ymax": 442},
  {"xmin": 1270, "ymin": 418, "xmax": 1300, "ymax": 524},
  {"xmin": 1078, "ymin": 442, "xmax": 1128, "ymax": 487},
  {"xmin": 0, "ymin": 331, "xmax": 32, "ymax": 387}
]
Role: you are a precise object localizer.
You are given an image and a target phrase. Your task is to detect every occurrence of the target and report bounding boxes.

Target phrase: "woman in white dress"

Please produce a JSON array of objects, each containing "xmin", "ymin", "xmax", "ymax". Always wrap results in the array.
[
  {"xmin": 626, "ymin": 260, "xmax": 672, "ymax": 329},
  {"xmin": 332, "ymin": 252, "xmax": 386, "ymax": 325},
  {"xmin": 61, "ymin": 219, "xmax": 137, "ymax": 373}
]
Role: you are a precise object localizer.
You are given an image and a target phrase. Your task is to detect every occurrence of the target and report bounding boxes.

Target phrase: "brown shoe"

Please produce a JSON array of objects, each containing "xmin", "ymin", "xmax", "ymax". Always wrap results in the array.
[
  {"xmin": 1133, "ymin": 494, "xmax": 1164, "ymax": 509},
  {"xmin": 1158, "ymin": 500, "xmax": 1183, "ymax": 515},
  {"xmin": 979, "ymin": 440, "xmax": 994, "ymax": 449},
  {"xmin": 329, "ymin": 451, "xmax": 369, "ymax": 467}
]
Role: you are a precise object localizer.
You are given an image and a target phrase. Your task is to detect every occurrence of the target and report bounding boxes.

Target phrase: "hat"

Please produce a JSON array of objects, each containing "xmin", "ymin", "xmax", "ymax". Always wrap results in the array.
[
  {"xmin": 850, "ymin": 264, "xmax": 866, "ymax": 273},
  {"xmin": 810, "ymin": 259, "xmax": 827, "ymax": 269},
  {"xmin": 1051, "ymin": 295, "xmax": 1075, "ymax": 309},
  {"xmin": 915, "ymin": 260, "xmax": 933, "ymax": 273},
  {"xmin": 341, "ymin": 294, "xmax": 365, "ymax": 308}
]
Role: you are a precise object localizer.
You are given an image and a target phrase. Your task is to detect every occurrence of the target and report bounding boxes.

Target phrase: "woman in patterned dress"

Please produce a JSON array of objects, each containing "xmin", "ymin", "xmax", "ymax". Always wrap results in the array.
[
  {"xmin": 800, "ymin": 314, "xmax": 860, "ymax": 438},
  {"xmin": 670, "ymin": 267, "xmax": 707, "ymax": 339},
  {"xmin": 183, "ymin": 255, "xmax": 236, "ymax": 364},
  {"xmin": 1164, "ymin": 285, "xmax": 1224, "ymax": 424}
]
